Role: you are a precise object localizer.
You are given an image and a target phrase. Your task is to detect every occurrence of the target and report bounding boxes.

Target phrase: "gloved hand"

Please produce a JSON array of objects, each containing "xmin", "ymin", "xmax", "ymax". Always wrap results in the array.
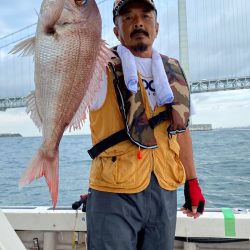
[{"xmin": 182, "ymin": 178, "xmax": 205, "ymax": 216}]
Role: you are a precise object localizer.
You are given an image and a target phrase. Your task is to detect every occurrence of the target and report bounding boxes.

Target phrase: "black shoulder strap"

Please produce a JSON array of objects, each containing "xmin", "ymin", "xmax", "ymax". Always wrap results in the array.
[
  {"xmin": 148, "ymin": 108, "xmax": 171, "ymax": 129},
  {"xmin": 88, "ymin": 129, "xmax": 128, "ymax": 159}
]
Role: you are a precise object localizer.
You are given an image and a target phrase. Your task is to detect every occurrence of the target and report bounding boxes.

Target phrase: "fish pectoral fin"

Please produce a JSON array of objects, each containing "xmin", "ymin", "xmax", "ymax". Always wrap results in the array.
[
  {"xmin": 67, "ymin": 40, "xmax": 115, "ymax": 132},
  {"xmin": 9, "ymin": 36, "xmax": 36, "ymax": 57},
  {"xmin": 40, "ymin": 0, "xmax": 65, "ymax": 35},
  {"xmin": 25, "ymin": 91, "xmax": 43, "ymax": 130}
]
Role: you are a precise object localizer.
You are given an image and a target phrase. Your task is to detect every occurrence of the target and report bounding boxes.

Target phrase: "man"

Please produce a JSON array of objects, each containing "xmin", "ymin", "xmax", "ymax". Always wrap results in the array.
[{"xmin": 86, "ymin": 0, "xmax": 205, "ymax": 249}]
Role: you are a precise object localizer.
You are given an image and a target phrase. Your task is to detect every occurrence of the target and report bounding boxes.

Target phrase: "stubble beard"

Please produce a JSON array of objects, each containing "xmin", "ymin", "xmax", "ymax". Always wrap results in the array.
[{"xmin": 131, "ymin": 42, "xmax": 148, "ymax": 52}]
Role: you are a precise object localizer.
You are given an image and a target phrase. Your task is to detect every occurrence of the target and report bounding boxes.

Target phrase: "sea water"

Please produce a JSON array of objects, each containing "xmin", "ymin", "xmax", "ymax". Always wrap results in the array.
[{"xmin": 0, "ymin": 129, "xmax": 249, "ymax": 208}]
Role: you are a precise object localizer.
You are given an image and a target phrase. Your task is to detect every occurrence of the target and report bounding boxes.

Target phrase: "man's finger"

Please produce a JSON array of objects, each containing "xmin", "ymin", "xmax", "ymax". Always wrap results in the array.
[
  {"xmin": 193, "ymin": 212, "xmax": 201, "ymax": 219},
  {"xmin": 192, "ymin": 206, "xmax": 197, "ymax": 214}
]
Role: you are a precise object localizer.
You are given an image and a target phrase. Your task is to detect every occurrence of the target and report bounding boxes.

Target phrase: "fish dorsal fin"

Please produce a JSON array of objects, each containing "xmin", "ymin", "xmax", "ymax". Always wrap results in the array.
[
  {"xmin": 9, "ymin": 36, "xmax": 36, "ymax": 56},
  {"xmin": 25, "ymin": 91, "xmax": 43, "ymax": 130},
  {"xmin": 68, "ymin": 41, "xmax": 114, "ymax": 131}
]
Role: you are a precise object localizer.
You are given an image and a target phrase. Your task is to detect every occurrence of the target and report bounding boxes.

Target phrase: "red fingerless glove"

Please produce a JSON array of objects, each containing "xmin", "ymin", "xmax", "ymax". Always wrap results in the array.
[{"xmin": 183, "ymin": 178, "xmax": 205, "ymax": 214}]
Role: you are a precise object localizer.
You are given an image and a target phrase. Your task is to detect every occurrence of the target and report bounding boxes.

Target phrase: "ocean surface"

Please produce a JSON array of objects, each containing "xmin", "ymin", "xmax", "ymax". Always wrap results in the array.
[{"xmin": 0, "ymin": 129, "xmax": 249, "ymax": 209}]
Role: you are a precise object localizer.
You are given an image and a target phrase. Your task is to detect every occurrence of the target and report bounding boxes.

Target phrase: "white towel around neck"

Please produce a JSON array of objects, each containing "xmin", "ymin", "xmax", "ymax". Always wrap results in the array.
[{"xmin": 116, "ymin": 45, "xmax": 174, "ymax": 106}]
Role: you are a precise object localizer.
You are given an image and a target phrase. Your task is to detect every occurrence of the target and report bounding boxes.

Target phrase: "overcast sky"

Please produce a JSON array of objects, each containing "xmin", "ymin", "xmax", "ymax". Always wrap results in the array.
[{"xmin": 0, "ymin": 0, "xmax": 250, "ymax": 136}]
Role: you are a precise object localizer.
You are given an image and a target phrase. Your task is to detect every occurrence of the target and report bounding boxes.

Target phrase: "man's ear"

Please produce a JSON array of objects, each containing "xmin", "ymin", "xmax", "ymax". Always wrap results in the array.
[
  {"xmin": 155, "ymin": 22, "xmax": 159, "ymax": 37},
  {"xmin": 113, "ymin": 26, "xmax": 119, "ymax": 40}
]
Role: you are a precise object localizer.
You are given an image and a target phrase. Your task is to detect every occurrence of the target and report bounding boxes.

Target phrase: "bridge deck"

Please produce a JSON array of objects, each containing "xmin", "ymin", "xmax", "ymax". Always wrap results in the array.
[
  {"xmin": 190, "ymin": 76, "xmax": 250, "ymax": 93},
  {"xmin": 1, "ymin": 77, "xmax": 249, "ymax": 110}
]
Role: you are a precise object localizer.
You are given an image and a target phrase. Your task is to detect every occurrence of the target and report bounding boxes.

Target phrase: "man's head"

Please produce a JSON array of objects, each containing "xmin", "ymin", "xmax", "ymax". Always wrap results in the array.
[
  {"xmin": 113, "ymin": 0, "xmax": 159, "ymax": 57},
  {"xmin": 113, "ymin": 0, "xmax": 157, "ymax": 24}
]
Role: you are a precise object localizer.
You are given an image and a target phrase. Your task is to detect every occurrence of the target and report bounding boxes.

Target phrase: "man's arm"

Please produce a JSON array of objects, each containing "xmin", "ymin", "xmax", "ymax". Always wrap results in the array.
[
  {"xmin": 177, "ymin": 128, "xmax": 205, "ymax": 218},
  {"xmin": 177, "ymin": 128, "xmax": 196, "ymax": 180}
]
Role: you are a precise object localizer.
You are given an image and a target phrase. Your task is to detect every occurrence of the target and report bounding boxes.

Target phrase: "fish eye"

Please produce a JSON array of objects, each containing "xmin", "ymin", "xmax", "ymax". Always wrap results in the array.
[{"xmin": 74, "ymin": 0, "xmax": 88, "ymax": 7}]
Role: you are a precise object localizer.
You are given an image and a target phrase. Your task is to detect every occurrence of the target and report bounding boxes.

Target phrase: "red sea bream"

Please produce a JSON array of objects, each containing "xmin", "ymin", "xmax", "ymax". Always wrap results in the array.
[{"xmin": 10, "ymin": 0, "xmax": 113, "ymax": 208}]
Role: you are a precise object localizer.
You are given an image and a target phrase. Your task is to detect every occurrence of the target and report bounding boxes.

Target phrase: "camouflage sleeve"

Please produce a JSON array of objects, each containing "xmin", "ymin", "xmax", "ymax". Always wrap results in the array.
[{"xmin": 163, "ymin": 56, "xmax": 190, "ymax": 134}]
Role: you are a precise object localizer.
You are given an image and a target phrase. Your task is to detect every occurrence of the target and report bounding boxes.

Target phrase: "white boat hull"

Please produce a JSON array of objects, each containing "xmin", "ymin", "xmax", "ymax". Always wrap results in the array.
[{"xmin": 1, "ymin": 207, "xmax": 250, "ymax": 250}]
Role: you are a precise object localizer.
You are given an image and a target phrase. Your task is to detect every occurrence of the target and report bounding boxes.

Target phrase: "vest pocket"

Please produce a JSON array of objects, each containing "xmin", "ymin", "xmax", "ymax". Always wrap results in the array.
[
  {"xmin": 91, "ymin": 148, "xmax": 137, "ymax": 187},
  {"xmin": 168, "ymin": 138, "xmax": 180, "ymax": 156},
  {"xmin": 100, "ymin": 156, "xmax": 119, "ymax": 185},
  {"xmin": 164, "ymin": 138, "xmax": 185, "ymax": 186},
  {"xmin": 115, "ymin": 149, "xmax": 137, "ymax": 185}
]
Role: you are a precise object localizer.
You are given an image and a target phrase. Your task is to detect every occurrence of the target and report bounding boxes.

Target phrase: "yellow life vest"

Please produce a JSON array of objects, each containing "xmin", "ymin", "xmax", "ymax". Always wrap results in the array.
[{"xmin": 88, "ymin": 51, "xmax": 188, "ymax": 193}]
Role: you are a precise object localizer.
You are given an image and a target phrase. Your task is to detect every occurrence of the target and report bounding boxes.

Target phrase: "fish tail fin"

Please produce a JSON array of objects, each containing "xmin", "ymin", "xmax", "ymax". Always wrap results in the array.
[{"xmin": 19, "ymin": 149, "xmax": 59, "ymax": 208}]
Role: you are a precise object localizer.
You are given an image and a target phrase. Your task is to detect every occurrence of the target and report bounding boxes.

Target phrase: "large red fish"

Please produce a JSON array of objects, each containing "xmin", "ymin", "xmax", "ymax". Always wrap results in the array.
[{"xmin": 10, "ymin": 0, "xmax": 113, "ymax": 208}]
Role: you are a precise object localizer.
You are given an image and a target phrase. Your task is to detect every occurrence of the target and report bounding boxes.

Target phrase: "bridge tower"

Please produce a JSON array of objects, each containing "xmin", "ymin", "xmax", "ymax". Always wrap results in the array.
[
  {"xmin": 178, "ymin": 0, "xmax": 190, "ymax": 80},
  {"xmin": 178, "ymin": 0, "xmax": 193, "ymax": 126}
]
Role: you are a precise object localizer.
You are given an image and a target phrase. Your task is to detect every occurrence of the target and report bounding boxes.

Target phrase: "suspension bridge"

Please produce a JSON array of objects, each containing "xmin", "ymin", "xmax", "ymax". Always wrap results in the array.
[{"xmin": 0, "ymin": 0, "xmax": 250, "ymax": 111}]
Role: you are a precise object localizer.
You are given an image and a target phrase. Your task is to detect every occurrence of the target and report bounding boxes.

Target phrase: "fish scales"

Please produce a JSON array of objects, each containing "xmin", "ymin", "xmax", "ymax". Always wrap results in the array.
[{"xmin": 37, "ymin": 28, "xmax": 99, "ymax": 146}]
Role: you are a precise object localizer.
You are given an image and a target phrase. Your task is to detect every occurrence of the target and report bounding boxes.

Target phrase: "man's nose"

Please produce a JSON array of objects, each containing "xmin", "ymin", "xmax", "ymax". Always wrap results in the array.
[
  {"xmin": 133, "ymin": 16, "xmax": 143, "ymax": 29},
  {"xmin": 134, "ymin": 23, "xmax": 143, "ymax": 29}
]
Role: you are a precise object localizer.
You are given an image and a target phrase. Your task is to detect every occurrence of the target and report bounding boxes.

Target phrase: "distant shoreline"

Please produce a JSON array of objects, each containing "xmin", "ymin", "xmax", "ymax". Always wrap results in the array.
[{"xmin": 0, "ymin": 133, "xmax": 22, "ymax": 138}]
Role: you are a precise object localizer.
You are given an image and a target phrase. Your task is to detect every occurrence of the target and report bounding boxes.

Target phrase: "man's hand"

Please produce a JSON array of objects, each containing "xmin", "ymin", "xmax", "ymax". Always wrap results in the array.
[{"xmin": 181, "ymin": 178, "xmax": 205, "ymax": 219}]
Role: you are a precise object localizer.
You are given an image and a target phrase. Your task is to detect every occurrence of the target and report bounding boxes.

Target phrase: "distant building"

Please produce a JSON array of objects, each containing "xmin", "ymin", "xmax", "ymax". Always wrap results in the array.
[{"xmin": 189, "ymin": 124, "xmax": 212, "ymax": 131}]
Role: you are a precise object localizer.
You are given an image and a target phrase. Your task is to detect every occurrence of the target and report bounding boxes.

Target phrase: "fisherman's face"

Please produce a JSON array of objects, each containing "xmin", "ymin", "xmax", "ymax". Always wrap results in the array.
[{"xmin": 114, "ymin": 2, "xmax": 159, "ymax": 57}]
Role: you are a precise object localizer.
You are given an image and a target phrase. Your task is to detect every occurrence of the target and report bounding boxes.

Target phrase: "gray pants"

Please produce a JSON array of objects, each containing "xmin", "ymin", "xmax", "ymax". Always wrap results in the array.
[{"xmin": 86, "ymin": 174, "xmax": 177, "ymax": 250}]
